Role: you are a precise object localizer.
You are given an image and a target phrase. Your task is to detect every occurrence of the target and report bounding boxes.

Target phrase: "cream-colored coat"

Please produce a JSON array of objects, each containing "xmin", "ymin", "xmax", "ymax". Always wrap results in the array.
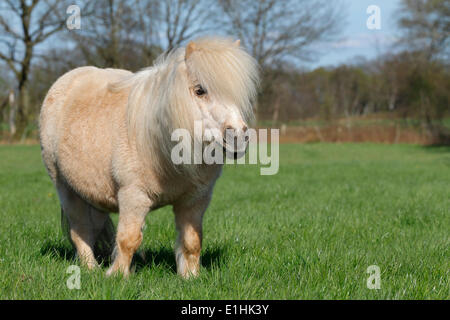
[{"xmin": 39, "ymin": 37, "xmax": 258, "ymax": 277}]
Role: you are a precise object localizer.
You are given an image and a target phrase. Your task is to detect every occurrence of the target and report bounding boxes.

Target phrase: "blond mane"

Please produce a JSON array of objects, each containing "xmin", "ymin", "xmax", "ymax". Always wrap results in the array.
[{"xmin": 109, "ymin": 37, "xmax": 260, "ymax": 180}]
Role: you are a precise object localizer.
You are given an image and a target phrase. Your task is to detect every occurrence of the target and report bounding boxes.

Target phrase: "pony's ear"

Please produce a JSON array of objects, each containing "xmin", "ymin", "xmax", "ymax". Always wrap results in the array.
[
  {"xmin": 185, "ymin": 41, "xmax": 196, "ymax": 60},
  {"xmin": 234, "ymin": 39, "xmax": 241, "ymax": 47}
]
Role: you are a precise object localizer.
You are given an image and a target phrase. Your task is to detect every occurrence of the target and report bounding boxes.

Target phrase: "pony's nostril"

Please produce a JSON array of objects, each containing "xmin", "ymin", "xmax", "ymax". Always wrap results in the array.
[{"xmin": 242, "ymin": 125, "xmax": 248, "ymax": 132}]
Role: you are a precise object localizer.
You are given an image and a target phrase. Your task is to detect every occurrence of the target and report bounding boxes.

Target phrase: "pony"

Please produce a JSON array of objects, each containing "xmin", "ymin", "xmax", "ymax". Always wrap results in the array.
[{"xmin": 39, "ymin": 37, "xmax": 259, "ymax": 277}]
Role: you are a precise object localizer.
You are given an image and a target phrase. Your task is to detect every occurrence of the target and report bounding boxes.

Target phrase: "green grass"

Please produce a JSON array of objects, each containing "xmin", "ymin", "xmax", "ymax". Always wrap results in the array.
[{"xmin": 0, "ymin": 144, "xmax": 448, "ymax": 299}]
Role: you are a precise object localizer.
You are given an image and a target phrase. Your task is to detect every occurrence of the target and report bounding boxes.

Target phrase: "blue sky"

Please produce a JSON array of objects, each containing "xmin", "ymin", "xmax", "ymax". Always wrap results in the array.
[
  {"xmin": 1, "ymin": 0, "xmax": 404, "ymax": 71},
  {"xmin": 308, "ymin": 0, "xmax": 402, "ymax": 68}
]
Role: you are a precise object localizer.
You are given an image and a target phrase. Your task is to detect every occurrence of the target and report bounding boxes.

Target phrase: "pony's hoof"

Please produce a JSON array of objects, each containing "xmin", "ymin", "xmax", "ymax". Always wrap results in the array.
[
  {"xmin": 105, "ymin": 268, "xmax": 114, "ymax": 277},
  {"xmin": 106, "ymin": 266, "xmax": 129, "ymax": 278},
  {"xmin": 80, "ymin": 259, "xmax": 99, "ymax": 271},
  {"xmin": 105, "ymin": 267, "xmax": 119, "ymax": 277},
  {"xmin": 179, "ymin": 269, "xmax": 200, "ymax": 279}
]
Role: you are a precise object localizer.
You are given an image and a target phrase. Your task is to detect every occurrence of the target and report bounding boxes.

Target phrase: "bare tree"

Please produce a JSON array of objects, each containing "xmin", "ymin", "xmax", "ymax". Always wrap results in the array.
[
  {"xmin": 156, "ymin": 0, "xmax": 216, "ymax": 51},
  {"xmin": 397, "ymin": 0, "xmax": 450, "ymax": 61},
  {"xmin": 69, "ymin": 0, "xmax": 160, "ymax": 70},
  {"xmin": 218, "ymin": 0, "xmax": 345, "ymax": 67},
  {"xmin": 218, "ymin": 0, "xmax": 345, "ymax": 121},
  {"xmin": 396, "ymin": 0, "xmax": 450, "ymax": 142},
  {"xmin": 70, "ymin": 0, "xmax": 214, "ymax": 70},
  {"xmin": 0, "ymin": 0, "xmax": 69, "ymax": 134}
]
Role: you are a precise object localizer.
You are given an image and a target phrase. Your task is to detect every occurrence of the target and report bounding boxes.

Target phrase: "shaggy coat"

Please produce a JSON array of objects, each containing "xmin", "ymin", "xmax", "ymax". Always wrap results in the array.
[{"xmin": 39, "ymin": 37, "xmax": 259, "ymax": 277}]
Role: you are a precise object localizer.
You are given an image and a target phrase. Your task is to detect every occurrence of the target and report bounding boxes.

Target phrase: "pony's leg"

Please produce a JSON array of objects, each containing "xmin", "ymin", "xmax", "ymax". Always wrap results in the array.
[
  {"xmin": 57, "ymin": 182, "xmax": 98, "ymax": 269},
  {"xmin": 89, "ymin": 208, "xmax": 115, "ymax": 261},
  {"xmin": 106, "ymin": 188, "xmax": 151, "ymax": 277},
  {"xmin": 173, "ymin": 195, "xmax": 211, "ymax": 278},
  {"xmin": 90, "ymin": 208, "xmax": 111, "ymax": 241}
]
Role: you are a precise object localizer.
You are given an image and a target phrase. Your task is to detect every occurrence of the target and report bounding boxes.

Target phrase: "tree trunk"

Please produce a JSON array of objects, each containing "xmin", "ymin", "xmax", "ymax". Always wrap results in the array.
[
  {"xmin": 272, "ymin": 95, "xmax": 281, "ymax": 127},
  {"xmin": 253, "ymin": 96, "xmax": 260, "ymax": 126},
  {"xmin": 14, "ymin": 40, "xmax": 33, "ymax": 138},
  {"xmin": 8, "ymin": 90, "xmax": 16, "ymax": 137},
  {"xmin": 15, "ymin": 84, "xmax": 29, "ymax": 137}
]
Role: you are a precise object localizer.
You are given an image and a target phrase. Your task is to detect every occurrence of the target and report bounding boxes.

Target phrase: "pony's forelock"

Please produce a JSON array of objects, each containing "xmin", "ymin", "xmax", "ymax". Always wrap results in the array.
[{"xmin": 185, "ymin": 37, "xmax": 260, "ymax": 123}]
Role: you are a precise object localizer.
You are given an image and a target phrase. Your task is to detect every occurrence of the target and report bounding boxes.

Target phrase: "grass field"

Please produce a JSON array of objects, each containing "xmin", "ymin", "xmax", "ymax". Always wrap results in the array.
[{"xmin": 0, "ymin": 144, "xmax": 448, "ymax": 299}]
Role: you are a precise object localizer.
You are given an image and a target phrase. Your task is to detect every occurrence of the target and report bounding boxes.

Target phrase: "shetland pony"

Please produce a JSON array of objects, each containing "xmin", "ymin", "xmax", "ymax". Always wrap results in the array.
[{"xmin": 39, "ymin": 37, "xmax": 259, "ymax": 277}]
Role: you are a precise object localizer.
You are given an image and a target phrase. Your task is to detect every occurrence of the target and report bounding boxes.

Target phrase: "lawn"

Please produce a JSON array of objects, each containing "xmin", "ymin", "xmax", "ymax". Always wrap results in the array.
[{"xmin": 0, "ymin": 143, "xmax": 448, "ymax": 299}]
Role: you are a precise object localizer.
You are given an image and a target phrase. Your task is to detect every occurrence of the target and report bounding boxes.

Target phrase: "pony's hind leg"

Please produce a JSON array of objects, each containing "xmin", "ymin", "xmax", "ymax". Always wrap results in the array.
[
  {"xmin": 90, "ymin": 208, "xmax": 116, "ymax": 263},
  {"xmin": 57, "ymin": 182, "xmax": 98, "ymax": 269}
]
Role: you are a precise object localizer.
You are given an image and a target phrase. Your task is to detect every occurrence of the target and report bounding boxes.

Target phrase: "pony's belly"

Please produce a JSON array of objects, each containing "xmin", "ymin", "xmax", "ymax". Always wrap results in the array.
[
  {"xmin": 89, "ymin": 195, "xmax": 119, "ymax": 213},
  {"xmin": 78, "ymin": 179, "xmax": 118, "ymax": 212},
  {"xmin": 57, "ymin": 136, "xmax": 119, "ymax": 213},
  {"xmin": 60, "ymin": 165, "xmax": 119, "ymax": 213}
]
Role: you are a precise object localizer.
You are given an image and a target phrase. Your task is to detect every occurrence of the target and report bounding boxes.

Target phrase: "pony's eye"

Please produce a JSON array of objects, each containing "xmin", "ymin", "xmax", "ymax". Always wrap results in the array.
[{"xmin": 194, "ymin": 85, "xmax": 206, "ymax": 97}]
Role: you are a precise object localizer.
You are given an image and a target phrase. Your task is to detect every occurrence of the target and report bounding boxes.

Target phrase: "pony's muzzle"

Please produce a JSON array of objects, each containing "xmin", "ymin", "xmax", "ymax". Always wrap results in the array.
[{"xmin": 223, "ymin": 124, "xmax": 249, "ymax": 159}]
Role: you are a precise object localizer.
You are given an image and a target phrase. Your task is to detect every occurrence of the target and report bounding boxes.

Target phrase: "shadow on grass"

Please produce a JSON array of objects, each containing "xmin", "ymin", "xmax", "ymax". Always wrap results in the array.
[
  {"xmin": 40, "ymin": 239, "xmax": 76, "ymax": 262},
  {"xmin": 40, "ymin": 239, "xmax": 229, "ymax": 274},
  {"xmin": 134, "ymin": 244, "xmax": 229, "ymax": 274},
  {"xmin": 40, "ymin": 239, "xmax": 113, "ymax": 265},
  {"xmin": 421, "ymin": 145, "xmax": 450, "ymax": 153}
]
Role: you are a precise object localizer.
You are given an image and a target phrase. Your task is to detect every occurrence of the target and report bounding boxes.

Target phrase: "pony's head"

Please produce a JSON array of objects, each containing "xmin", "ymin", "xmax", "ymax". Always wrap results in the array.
[
  {"xmin": 111, "ymin": 36, "xmax": 259, "ymax": 177},
  {"xmin": 183, "ymin": 37, "xmax": 259, "ymax": 156}
]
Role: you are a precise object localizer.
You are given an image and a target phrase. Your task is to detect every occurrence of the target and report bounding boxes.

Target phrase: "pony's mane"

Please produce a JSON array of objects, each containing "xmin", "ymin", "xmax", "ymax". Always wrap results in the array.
[{"xmin": 108, "ymin": 37, "xmax": 259, "ymax": 180}]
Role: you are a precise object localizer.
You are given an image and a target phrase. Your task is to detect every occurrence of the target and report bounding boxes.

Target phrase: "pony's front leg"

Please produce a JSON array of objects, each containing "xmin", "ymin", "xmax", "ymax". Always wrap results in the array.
[
  {"xmin": 106, "ymin": 188, "xmax": 151, "ymax": 277},
  {"xmin": 174, "ymin": 195, "xmax": 211, "ymax": 278}
]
